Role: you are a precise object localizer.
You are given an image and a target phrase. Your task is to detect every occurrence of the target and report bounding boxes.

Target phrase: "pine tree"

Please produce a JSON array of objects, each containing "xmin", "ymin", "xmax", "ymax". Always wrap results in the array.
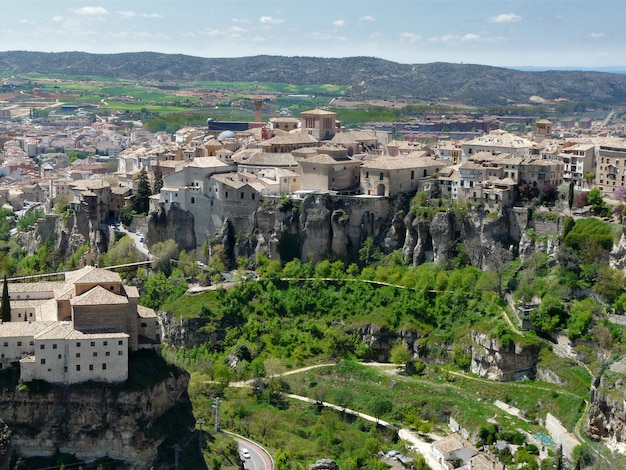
[
  {"xmin": 568, "ymin": 181, "xmax": 575, "ymax": 210},
  {"xmin": 133, "ymin": 168, "xmax": 152, "ymax": 215},
  {"xmin": 1, "ymin": 276, "xmax": 10, "ymax": 323},
  {"xmin": 152, "ymin": 164, "xmax": 164, "ymax": 194}
]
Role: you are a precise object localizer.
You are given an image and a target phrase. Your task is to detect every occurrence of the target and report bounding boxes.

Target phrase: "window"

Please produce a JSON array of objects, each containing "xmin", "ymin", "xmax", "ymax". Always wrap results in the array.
[
  {"xmin": 240, "ymin": 192, "xmax": 244, "ymax": 199},
  {"xmin": 118, "ymin": 340, "xmax": 123, "ymax": 346},
  {"xmin": 29, "ymin": 341, "xmax": 34, "ymax": 346},
  {"xmin": 76, "ymin": 353, "xmax": 80, "ymax": 358},
  {"xmin": 89, "ymin": 364, "xmax": 94, "ymax": 371},
  {"xmin": 411, "ymin": 170, "xmax": 415, "ymax": 180},
  {"xmin": 93, "ymin": 352, "xmax": 97, "ymax": 357},
  {"xmin": 53, "ymin": 344, "xmax": 57, "ymax": 349},
  {"xmin": 91, "ymin": 342, "xmax": 95, "ymax": 347},
  {"xmin": 76, "ymin": 342, "xmax": 81, "ymax": 347},
  {"xmin": 17, "ymin": 341, "xmax": 21, "ymax": 347},
  {"xmin": 252, "ymin": 193, "xmax": 255, "ymax": 200},
  {"xmin": 58, "ymin": 354, "xmax": 62, "ymax": 360},
  {"xmin": 106, "ymin": 351, "xmax": 110, "ymax": 357},
  {"xmin": 191, "ymin": 197, "xmax": 195, "ymax": 204},
  {"xmin": 118, "ymin": 350, "xmax": 123, "ymax": 356},
  {"xmin": 102, "ymin": 363, "xmax": 107, "ymax": 370},
  {"xmin": 103, "ymin": 341, "xmax": 108, "ymax": 346},
  {"xmin": 76, "ymin": 365, "xmax": 81, "ymax": 371},
  {"xmin": 225, "ymin": 191, "xmax": 228, "ymax": 198},
  {"xmin": 2, "ymin": 342, "xmax": 7, "ymax": 347},
  {"xmin": 40, "ymin": 359, "xmax": 45, "ymax": 365},
  {"xmin": 379, "ymin": 172, "xmax": 384, "ymax": 181},
  {"xmin": 40, "ymin": 344, "xmax": 45, "ymax": 350}
]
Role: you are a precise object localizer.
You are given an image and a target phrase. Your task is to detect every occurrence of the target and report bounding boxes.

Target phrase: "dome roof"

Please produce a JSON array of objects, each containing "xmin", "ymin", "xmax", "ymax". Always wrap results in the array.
[{"xmin": 217, "ymin": 130, "xmax": 236, "ymax": 141}]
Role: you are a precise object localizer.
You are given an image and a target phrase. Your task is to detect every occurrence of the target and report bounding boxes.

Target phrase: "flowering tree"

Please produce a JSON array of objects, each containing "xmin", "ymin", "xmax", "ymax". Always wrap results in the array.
[{"xmin": 614, "ymin": 185, "xmax": 626, "ymax": 202}]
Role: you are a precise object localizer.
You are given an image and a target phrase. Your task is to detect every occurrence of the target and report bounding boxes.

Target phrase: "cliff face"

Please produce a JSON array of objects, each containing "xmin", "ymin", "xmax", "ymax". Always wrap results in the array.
[
  {"xmin": 586, "ymin": 374, "xmax": 626, "ymax": 446},
  {"xmin": 148, "ymin": 203, "xmax": 196, "ymax": 253},
  {"xmin": 470, "ymin": 331, "xmax": 541, "ymax": 381},
  {"xmin": 0, "ymin": 367, "xmax": 192, "ymax": 469},
  {"xmin": 17, "ymin": 211, "xmax": 102, "ymax": 260}
]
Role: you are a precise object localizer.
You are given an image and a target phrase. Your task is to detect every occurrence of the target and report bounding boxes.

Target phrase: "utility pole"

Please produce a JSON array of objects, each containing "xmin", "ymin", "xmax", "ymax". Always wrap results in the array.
[
  {"xmin": 197, "ymin": 419, "xmax": 205, "ymax": 454},
  {"xmin": 214, "ymin": 397, "xmax": 220, "ymax": 432}
]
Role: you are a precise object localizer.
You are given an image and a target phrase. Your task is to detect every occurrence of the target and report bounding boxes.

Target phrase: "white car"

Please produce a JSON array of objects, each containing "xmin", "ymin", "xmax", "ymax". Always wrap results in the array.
[{"xmin": 241, "ymin": 448, "xmax": 251, "ymax": 459}]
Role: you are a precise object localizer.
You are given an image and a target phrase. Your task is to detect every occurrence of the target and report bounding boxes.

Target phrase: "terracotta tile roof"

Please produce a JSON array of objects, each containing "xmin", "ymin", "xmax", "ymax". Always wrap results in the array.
[
  {"xmin": 65, "ymin": 266, "xmax": 121, "ymax": 285},
  {"xmin": 361, "ymin": 154, "xmax": 442, "ymax": 170},
  {"xmin": 0, "ymin": 321, "xmax": 58, "ymax": 337},
  {"xmin": 137, "ymin": 305, "xmax": 157, "ymax": 318},
  {"xmin": 70, "ymin": 285, "xmax": 128, "ymax": 306}
]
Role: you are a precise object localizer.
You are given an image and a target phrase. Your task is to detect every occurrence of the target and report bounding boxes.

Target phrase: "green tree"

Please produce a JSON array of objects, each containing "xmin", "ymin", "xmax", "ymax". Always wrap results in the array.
[
  {"xmin": 1, "ymin": 275, "xmax": 10, "ymax": 322},
  {"xmin": 587, "ymin": 188, "xmax": 606, "ymax": 215},
  {"xmin": 568, "ymin": 181, "xmax": 575, "ymax": 210},
  {"xmin": 152, "ymin": 164, "xmax": 164, "ymax": 194},
  {"xmin": 132, "ymin": 168, "xmax": 151, "ymax": 215},
  {"xmin": 151, "ymin": 239, "xmax": 180, "ymax": 277},
  {"xmin": 119, "ymin": 205, "xmax": 134, "ymax": 227},
  {"xmin": 359, "ymin": 236, "xmax": 382, "ymax": 267},
  {"xmin": 99, "ymin": 236, "xmax": 143, "ymax": 272},
  {"xmin": 140, "ymin": 271, "xmax": 187, "ymax": 310}
]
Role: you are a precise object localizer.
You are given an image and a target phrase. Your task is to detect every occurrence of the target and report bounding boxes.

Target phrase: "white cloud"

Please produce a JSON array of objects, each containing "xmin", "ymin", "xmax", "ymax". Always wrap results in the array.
[
  {"xmin": 428, "ymin": 34, "xmax": 456, "ymax": 44},
  {"xmin": 488, "ymin": 13, "xmax": 521, "ymax": 24},
  {"xmin": 359, "ymin": 16, "xmax": 375, "ymax": 23},
  {"xmin": 142, "ymin": 13, "xmax": 164, "ymax": 19},
  {"xmin": 463, "ymin": 33, "xmax": 481, "ymax": 41},
  {"xmin": 118, "ymin": 11, "xmax": 136, "ymax": 19},
  {"xmin": 232, "ymin": 17, "xmax": 250, "ymax": 24},
  {"xmin": 259, "ymin": 16, "xmax": 284, "ymax": 25},
  {"xmin": 69, "ymin": 6, "xmax": 109, "ymax": 16},
  {"xmin": 332, "ymin": 20, "xmax": 345, "ymax": 28},
  {"xmin": 52, "ymin": 15, "xmax": 63, "ymax": 22},
  {"xmin": 400, "ymin": 33, "xmax": 421, "ymax": 43},
  {"xmin": 20, "ymin": 19, "xmax": 36, "ymax": 25},
  {"xmin": 590, "ymin": 32, "xmax": 606, "ymax": 39}
]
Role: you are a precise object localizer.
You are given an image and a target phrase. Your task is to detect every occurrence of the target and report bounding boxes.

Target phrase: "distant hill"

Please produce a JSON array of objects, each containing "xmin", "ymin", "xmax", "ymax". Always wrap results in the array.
[{"xmin": 2, "ymin": 51, "xmax": 626, "ymax": 106}]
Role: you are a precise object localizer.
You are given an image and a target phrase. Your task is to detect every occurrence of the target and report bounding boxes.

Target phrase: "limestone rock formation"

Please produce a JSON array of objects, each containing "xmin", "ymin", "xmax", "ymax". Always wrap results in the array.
[
  {"xmin": 147, "ymin": 203, "xmax": 196, "ymax": 253},
  {"xmin": 0, "ymin": 363, "xmax": 193, "ymax": 469},
  {"xmin": 158, "ymin": 311, "xmax": 220, "ymax": 349},
  {"xmin": 586, "ymin": 374, "xmax": 626, "ymax": 445},
  {"xmin": 470, "ymin": 331, "xmax": 541, "ymax": 381},
  {"xmin": 0, "ymin": 419, "xmax": 11, "ymax": 470},
  {"xmin": 310, "ymin": 459, "xmax": 340, "ymax": 470}
]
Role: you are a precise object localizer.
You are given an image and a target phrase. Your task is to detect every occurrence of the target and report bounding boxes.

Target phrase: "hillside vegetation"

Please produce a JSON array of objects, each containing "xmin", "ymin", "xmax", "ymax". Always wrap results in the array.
[{"xmin": 3, "ymin": 52, "xmax": 626, "ymax": 105}]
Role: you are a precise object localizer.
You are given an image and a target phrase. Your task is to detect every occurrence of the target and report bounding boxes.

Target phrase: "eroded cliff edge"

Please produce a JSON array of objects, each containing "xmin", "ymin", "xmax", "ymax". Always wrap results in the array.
[{"xmin": 0, "ymin": 352, "xmax": 198, "ymax": 469}]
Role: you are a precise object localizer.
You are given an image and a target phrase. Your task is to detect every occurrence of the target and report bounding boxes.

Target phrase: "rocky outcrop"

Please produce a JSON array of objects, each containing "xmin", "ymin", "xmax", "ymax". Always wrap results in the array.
[
  {"xmin": 16, "ymin": 211, "xmax": 105, "ymax": 261},
  {"xmin": 158, "ymin": 311, "xmax": 220, "ymax": 349},
  {"xmin": 610, "ymin": 217, "xmax": 626, "ymax": 270},
  {"xmin": 470, "ymin": 331, "xmax": 541, "ymax": 381},
  {"xmin": 586, "ymin": 374, "xmax": 626, "ymax": 445},
  {"xmin": 300, "ymin": 198, "xmax": 332, "ymax": 263},
  {"xmin": 310, "ymin": 459, "xmax": 340, "ymax": 470},
  {"xmin": 0, "ymin": 419, "xmax": 10, "ymax": 470},
  {"xmin": 0, "ymin": 365, "xmax": 193, "ymax": 469},
  {"xmin": 147, "ymin": 203, "xmax": 196, "ymax": 253}
]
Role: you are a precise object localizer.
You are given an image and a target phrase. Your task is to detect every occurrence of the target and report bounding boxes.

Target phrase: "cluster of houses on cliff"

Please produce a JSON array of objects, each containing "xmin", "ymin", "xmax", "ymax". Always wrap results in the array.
[
  {"xmin": 2, "ymin": 106, "xmax": 626, "ymax": 254},
  {"xmin": 0, "ymin": 265, "xmax": 160, "ymax": 385}
]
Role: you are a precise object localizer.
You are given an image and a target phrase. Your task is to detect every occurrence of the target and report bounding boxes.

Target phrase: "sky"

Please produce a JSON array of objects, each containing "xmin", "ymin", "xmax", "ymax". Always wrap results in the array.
[{"xmin": 2, "ymin": 0, "xmax": 626, "ymax": 69}]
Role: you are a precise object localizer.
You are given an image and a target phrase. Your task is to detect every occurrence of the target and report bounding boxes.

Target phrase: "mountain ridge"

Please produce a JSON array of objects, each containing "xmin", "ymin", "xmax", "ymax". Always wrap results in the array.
[{"xmin": 3, "ymin": 51, "xmax": 626, "ymax": 106}]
